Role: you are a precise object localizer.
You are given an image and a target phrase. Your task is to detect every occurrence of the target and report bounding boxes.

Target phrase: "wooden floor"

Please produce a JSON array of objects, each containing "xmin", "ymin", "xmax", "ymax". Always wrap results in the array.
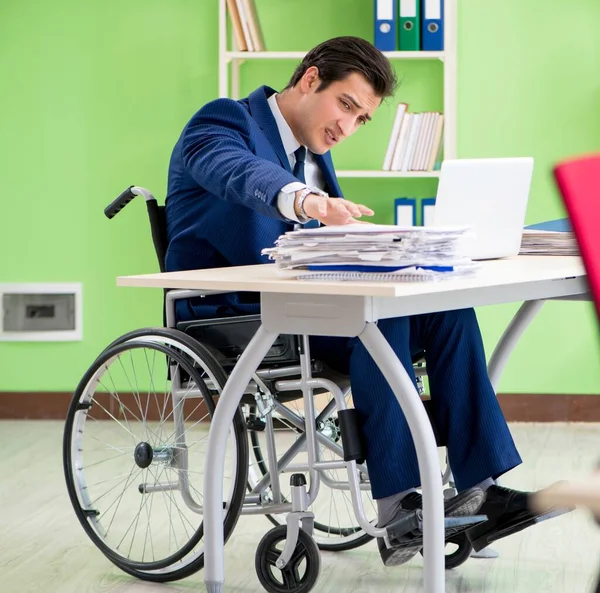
[{"xmin": 2, "ymin": 420, "xmax": 600, "ymax": 593}]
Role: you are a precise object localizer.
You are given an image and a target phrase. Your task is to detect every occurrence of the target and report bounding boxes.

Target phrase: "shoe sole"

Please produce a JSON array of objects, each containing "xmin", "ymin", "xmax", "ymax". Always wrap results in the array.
[
  {"xmin": 468, "ymin": 506, "xmax": 571, "ymax": 552},
  {"xmin": 380, "ymin": 543, "xmax": 420, "ymax": 567},
  {"xmin": 445, "ymin": 489, "xmax": 486, "ymax": 519}
]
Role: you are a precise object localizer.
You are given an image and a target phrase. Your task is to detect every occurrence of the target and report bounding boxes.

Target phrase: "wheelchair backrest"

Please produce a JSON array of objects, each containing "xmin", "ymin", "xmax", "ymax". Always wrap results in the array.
[{"xmin": 104, "ymin": 186, "xmax": 168, "ymax": 273}]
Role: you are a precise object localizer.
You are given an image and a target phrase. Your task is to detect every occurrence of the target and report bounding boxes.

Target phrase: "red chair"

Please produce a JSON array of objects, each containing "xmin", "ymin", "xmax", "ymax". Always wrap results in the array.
[
  {"xmin": 554, "ymin": 154, "xmax": 600, "ymax": 593},
  {"xmin": 553, "ymin": 154, "xmax": 600, "ymax": 319}
]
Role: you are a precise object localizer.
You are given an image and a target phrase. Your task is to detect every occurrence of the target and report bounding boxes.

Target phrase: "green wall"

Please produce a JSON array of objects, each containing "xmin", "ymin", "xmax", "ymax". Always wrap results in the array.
[{"xmin": 0, "ymin": 0, "xmax": 598, "ymax": 393}]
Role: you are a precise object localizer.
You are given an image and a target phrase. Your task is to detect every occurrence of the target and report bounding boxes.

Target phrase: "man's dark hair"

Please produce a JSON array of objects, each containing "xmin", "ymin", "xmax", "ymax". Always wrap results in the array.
[{"xmin": 285, "ymin": 36, "xmax": 398, "ymax": 99}]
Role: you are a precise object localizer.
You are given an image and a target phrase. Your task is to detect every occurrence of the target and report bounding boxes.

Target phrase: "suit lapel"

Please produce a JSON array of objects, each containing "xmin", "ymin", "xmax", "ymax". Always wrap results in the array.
[
  {"xmin": 247, "ymin": 86, "xmax": 344, "ymax": 197},
  {"xmin": 314, "ymin": 152, "xmax": 343, "ymax": 198},
  {"xmin": 248, "ymin": 86, "xmax": 291, "ymax": 172}
]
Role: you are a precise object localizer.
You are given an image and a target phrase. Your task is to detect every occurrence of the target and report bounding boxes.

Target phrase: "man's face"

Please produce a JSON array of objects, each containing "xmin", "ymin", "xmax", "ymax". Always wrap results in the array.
[{"xmin": 295, "ymin": 69, "xmax": 381, "ymax": 155}]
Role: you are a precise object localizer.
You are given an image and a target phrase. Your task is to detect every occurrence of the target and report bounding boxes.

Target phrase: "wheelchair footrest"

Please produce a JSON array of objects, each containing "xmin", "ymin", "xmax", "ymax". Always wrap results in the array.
[
  {"xmin": 386, "ymin": 509, "xmax": 423, "ymax": 540},
  {"xmin": 386, "ymin": 512, "xmax": 488, "ymax": 547},
  {"xmin": 444, "ymin": 514, "xmax": 487, "ymax": 529}
]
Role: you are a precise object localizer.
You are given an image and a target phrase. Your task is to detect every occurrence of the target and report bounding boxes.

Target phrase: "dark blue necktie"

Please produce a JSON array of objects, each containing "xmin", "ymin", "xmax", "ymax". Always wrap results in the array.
[
  {"xmin": 293, "ymin": 146, "xmax": 319, "ymax": 227},
  {"xmin": 293, "ymin": 146, "xmax": 306, "ymax": 183}
]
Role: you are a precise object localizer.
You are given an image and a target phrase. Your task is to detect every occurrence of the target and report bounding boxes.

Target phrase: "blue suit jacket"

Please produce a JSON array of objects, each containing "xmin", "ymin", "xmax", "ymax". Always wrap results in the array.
[{"xmin": 165, "ymin": 85, "xmax": 343, "ymax": 320}]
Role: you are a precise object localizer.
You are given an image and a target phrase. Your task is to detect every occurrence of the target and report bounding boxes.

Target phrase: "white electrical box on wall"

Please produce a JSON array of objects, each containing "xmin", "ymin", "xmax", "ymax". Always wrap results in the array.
[{"xmin": 0, "ymin": 283, "xmax": 82, "ymax": 341}]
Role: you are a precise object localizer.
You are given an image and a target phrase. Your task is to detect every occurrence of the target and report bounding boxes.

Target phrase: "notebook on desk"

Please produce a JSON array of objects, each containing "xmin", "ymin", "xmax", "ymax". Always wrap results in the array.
[
  {"xmin": 520, "ymin": 218, "xmax": 579, "ymax": 256},
  {"xmin": 525, "ymin": 218, "xmax": 571, "ymax": 232}
]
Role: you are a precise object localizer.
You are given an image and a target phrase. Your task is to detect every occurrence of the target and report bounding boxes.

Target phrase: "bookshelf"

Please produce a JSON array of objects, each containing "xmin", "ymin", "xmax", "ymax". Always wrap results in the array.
[
  {"xmin": 217, "ymin": 0, "xmax": 457, "ymax": 178},
  {"xmin": 224, "ymin": 50, "xmax": 446, "ymax": 61}
]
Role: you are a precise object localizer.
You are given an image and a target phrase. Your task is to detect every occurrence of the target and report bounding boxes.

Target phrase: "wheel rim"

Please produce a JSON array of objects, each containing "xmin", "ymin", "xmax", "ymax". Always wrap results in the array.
[
  {"xmin": 264, "ymin": 536, "xmax": 310, "ymax": 589},
  {"xmin": 257, "ymin": 526, "xmax": 319, "ymax": 593},
  {"xmin": 65, "ymin": 340, "xmax": 239, "ymax": 573}
]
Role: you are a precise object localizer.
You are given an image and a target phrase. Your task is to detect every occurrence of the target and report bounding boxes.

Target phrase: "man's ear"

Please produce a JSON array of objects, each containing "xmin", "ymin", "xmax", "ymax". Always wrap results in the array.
[{"xmin": 300, "ymin": 66, "xmax": 320, "ymax": 93}]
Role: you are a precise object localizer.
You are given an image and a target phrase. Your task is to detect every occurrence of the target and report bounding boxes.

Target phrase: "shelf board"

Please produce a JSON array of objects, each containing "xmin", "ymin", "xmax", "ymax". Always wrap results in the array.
[
  {"xmin": 336, "ymin": 170, "xmax": 440, "ymax": 178},
  {"xmin": 226, "ymin": 51, "xmax": 445, "ymax": 61}
]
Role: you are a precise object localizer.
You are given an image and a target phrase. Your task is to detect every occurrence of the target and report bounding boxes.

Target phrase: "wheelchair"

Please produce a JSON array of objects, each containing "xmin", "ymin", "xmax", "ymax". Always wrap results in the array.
[{"xmin": 62, "ymin": 186, "xmax": 481, "ymax": 592}]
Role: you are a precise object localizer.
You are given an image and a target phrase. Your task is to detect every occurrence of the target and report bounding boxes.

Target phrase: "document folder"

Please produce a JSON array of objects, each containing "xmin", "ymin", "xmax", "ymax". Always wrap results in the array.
[
  {"xmin": 374, "ymin": 0, "xmax": 397, "ymax": 51},
  {"xmin": 395, "ymin": 197, "xmax": 417, "ymax": 226},
  {"xmin": 399, "ymin": 0, "xmax": 420, "ymax": 51},
  {"xmin": 421, "ymin": 0, "xmax": 444, "ymax": 51},
  {"xmin": 421, "ymin": 197, "xmax": 436, "ymax": 226}
]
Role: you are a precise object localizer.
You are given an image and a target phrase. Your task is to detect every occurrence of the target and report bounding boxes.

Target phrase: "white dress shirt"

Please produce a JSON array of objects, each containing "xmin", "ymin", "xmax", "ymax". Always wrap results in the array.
[{"xmin": 267, "ymin": 93, "xmax": 326, "ymax": 222}]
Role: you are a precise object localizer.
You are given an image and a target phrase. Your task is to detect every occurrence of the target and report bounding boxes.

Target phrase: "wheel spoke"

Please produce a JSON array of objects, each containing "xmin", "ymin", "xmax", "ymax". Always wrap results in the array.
[
  {"xmin": 143, "ymin": 347, "xmax": 164, "ymax": 443},
  {"xmin": 121, "ymin": 468, "xmax": 151, "ymax": 556},
  {"xmin": 146, "ymin": 464, "xmax": 197, "ymax": 536},
  {"xmin": 102, "ymin": 367, "xmax": 138, "ymax": 447},
  {"xmin": 150, "ymin": 463, "xmax": 180, "ymax": 555},
  {"xmin": 266, "ymin": 549, "xmax": 280, "ymax": 566},
  {"xmin": 141, "ymin": 464, "xmax": 164, "ymax": 562},
  {"xmin": 97, "ymin": 377, "xmax": 147, "ymax": 432},
  {"xmin": 98, "ymin": 374, "xmax": 139, "ymax": 444},
  {"xmin": 155, "ymin": 378, "xmax": 199, "ymax": 444},
  {"xmin": 86, "ymin": 470, "xmax": 138, "ymax": 491},
  {"xmin": 103, "ymin": 464, "xmax": 142, "ymax": 537},
  {"xmin": 117, "ymin": 355, "xmax": 147, "ymax": 436},
  {"xmin": 281, "ymin": 565, "xmax": 299, "ymax": 589},
  {"xmin": 87, "ymin": 465, "xmax": 138, "ymax": 507},
  {"xmin": 289, "ymin": 545, "xmax": 307, "ymax": 571},
  {"xmin": 161, "ymin": 389, "xmax": 210, "ymax": 446},
  {"xmin": 80, "ymin": 450, "xmax": 129, "ymax": 471},
  {"xmin": 88, "ymin": 396, "xmax": 139, "ymax": 443}
]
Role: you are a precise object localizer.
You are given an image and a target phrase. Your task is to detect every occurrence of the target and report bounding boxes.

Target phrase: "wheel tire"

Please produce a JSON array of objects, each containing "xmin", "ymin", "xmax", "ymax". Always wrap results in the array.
[
  {"xmin": 419, "ymin": 532, "xmax": 473, "ymax": 570},
  {"xmin": 444, "ymin": 533, "xmax": 473, "ymax": 569},
  {"xmin": 255, "ymin": 525, "xmax": 320, "ymax": 593},
  {"xmin": 63, "ymin": 329, "xmax": 248, "ymax": 582}
]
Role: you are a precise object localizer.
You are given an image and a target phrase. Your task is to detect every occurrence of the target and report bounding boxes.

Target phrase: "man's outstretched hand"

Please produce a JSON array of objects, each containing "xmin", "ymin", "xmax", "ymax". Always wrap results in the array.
[{"xmin": 298, "ymin": 193, "xmax": 375, "ymax": 226}]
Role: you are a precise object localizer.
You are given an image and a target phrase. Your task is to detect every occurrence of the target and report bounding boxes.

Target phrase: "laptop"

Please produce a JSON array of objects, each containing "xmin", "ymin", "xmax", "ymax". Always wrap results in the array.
[{"xmin": 431, "ymin": 157, "xmax": 534, "ymax": 260}]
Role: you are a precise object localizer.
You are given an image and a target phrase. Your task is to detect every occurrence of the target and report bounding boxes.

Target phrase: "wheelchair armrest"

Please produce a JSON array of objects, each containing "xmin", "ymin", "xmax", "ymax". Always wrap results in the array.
[{"xmin": 177, "ymin": 314, "xmax": 300, "ymax": 368}]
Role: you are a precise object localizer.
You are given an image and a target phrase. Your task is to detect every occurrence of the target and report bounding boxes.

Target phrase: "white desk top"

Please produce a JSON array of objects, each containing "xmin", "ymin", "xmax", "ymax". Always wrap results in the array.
[
  {"xmin": 117, "ymin": 256, "xmax": 585, "ymax": 297},
  {"xmin": 117, "ymin": 256, "xmax": 586, "ymax": 298}
]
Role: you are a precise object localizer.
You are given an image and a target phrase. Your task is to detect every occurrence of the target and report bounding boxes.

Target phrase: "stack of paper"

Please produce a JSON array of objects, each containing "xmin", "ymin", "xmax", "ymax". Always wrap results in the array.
[
  {"xmin": 519, "ymin": 219, "xmax": 579, "ymax": 256},
  {"xmin": 262, "ymin": 224, "xmax": 479, "ymax": 282}
]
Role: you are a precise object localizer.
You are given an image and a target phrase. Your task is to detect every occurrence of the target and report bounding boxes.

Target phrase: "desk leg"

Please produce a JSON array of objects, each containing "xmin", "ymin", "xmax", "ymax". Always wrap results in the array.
[
  {"xmin": 203, "ymin": 325, "xmax": 279, "ymax": 593},
  {"xmin": 488, "ymin": 300, "xmax": 545, "ymax": 391},
  {"xmin": 359, "ymin": 322, "xmax": 445, "ymax": 593}
]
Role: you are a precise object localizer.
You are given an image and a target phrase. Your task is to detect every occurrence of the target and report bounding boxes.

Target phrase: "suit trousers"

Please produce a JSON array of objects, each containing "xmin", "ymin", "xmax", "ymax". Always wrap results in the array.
[{"xmin": 310, "ymin": 308, "xmax": 522, "ymax": 499}]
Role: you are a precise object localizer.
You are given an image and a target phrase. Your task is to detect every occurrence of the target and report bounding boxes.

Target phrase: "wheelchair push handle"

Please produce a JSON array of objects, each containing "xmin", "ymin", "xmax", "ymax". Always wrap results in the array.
[{"xmin": 104, "ymin": 186, "xmax": 156, "ymax": 219}]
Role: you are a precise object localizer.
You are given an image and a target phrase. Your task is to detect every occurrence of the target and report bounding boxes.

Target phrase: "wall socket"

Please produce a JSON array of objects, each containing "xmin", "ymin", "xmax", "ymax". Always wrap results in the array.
[{"xmin": 0, "ymin": 283, "xmax": 82, "ymax": 341}]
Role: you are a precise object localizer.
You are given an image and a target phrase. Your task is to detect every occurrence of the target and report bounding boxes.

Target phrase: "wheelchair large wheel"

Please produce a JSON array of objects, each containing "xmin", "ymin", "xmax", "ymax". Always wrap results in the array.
[
  {"xmin": 245, "ymin": 389, "xmax": 376, "ymax": 552},
  {"xmin": 63, "ymin": 328, "xmax": 248, "ymax": 582}
]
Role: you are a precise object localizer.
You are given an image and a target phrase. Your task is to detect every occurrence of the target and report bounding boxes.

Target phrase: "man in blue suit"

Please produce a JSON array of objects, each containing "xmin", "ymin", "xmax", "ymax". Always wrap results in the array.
[{"xmin": 165, "ymin": 36, "xmax": 566, "ymax": 566}]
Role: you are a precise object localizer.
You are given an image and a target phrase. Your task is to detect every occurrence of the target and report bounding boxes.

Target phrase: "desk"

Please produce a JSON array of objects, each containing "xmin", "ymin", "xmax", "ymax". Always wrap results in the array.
[{"xmin": 118, "ymin": 256, "xmax": 589, "ymax": 593}]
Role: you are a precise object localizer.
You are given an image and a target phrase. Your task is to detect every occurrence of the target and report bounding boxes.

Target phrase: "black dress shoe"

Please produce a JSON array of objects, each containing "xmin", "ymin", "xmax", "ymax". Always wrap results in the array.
[
  {"xmin": 378, "ymin": 488, "xmax": 486, "ymax": 567},
  {"xmin": 466, "ymin": 484, "xmax": 574, "ymax": 552},
  {"xmin": 400, "ymin": 490, "xmax": 486, "ymax": 517}
]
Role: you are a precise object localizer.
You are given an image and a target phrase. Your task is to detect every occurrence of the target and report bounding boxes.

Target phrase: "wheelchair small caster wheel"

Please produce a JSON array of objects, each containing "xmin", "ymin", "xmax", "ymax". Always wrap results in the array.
[
  {"xmin": 255, "ymin": 525, "xmax": 320, "ymax": 593},
  {"xmin": 420, "ymin": 532, "xmax": 473, "ymax": 570}
]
